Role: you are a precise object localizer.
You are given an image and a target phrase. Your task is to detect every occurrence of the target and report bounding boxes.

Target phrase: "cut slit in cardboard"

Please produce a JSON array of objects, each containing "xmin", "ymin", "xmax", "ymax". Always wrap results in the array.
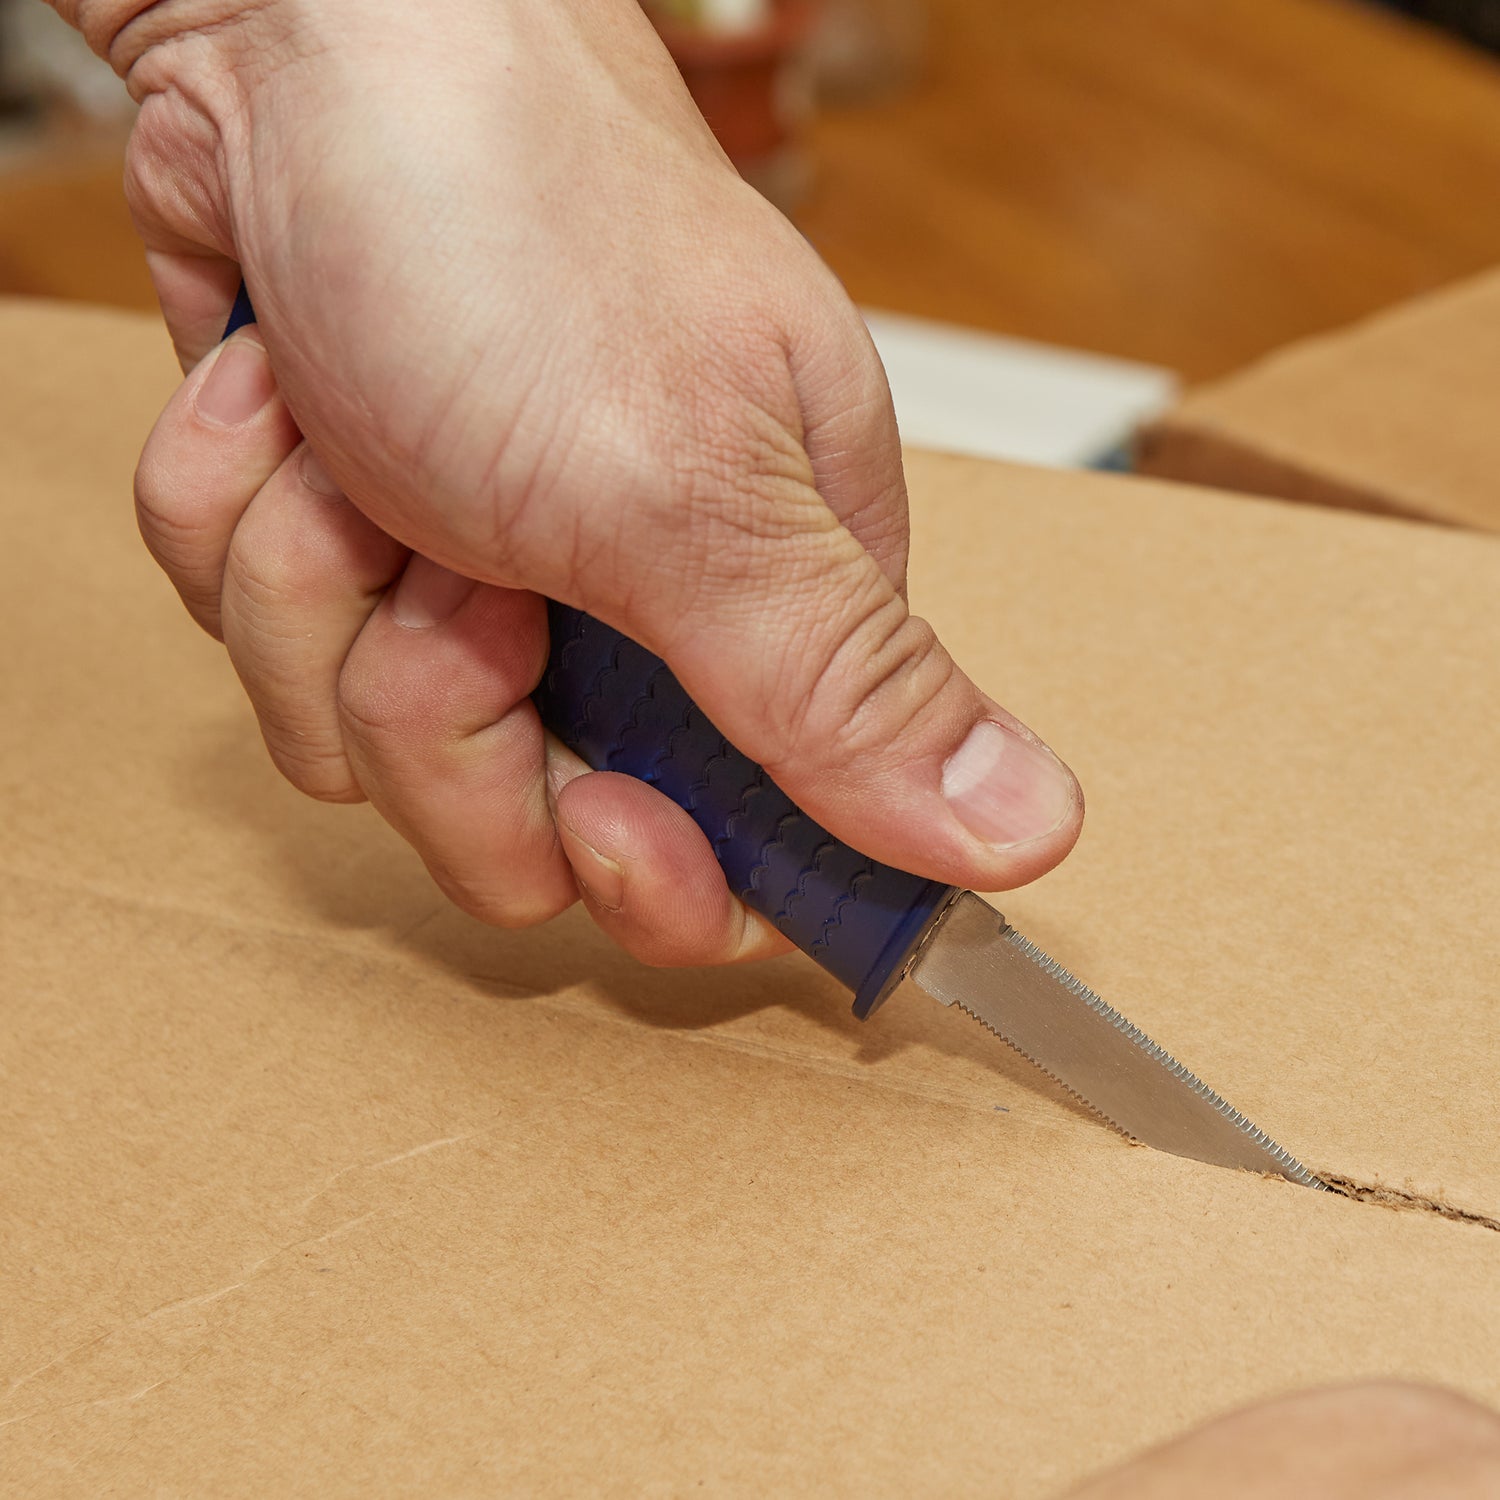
[{"xmin": 3, "ymin": 298, "xmax": 1500, "ymax": 1497}]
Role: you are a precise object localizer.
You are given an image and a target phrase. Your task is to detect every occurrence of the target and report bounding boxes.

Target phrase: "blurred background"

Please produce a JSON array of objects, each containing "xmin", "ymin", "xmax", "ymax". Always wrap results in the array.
[{"xmin": 5, "ymin": 0, "xmax": 1500, "ymax": 457}]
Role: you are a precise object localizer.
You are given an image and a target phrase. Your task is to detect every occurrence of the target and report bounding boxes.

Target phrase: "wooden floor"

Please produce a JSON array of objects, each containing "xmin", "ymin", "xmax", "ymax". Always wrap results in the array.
[{"xmin": 7, "ymin": 0, "xmax": 1500, "ymax": 381}]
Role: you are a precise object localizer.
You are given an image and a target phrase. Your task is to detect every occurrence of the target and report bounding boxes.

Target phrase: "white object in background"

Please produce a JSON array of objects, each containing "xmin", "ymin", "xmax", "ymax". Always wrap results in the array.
[
  {"xmin": 861, "ymin": 309, "xmax": 1177, "ymax": 468},
  {"xmin": 699, "ymin": 0, "xmax": 772, "ymax": 32}
]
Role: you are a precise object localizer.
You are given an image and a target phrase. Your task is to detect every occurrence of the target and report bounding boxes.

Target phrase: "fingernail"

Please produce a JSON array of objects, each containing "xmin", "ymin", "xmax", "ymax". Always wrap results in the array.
[
  {"xmin": 561, "ymin": 827, "xmax": 624, "ymax": 912},
  {"xmin": 542, "ymin": 736, "xmax": 588, "ymax": 812},
  {"xmin": 300, "ymin": 446, "xmax": 342, "ymax": 497},
  {"xmin": 390, "ymin": 555, "xmax": 475, "ymax": 629},
  {"xmin": 196, "ymin": 335, "xmax": 276, "ymax": 427},
  {"xmin": 942, "ymin": 719, "xmax": 1076, "ymax": 849}
]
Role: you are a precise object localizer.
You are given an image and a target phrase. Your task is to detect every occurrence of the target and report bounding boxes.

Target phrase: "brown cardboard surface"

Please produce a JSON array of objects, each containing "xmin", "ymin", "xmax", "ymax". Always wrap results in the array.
[
  {"xmin": 3, "ymin": 297, "xmax": 1500, "ymax": 1496},
  {"xmin": 1137, "ymin": 268, "xmax": 1500, "ymax": 531}
]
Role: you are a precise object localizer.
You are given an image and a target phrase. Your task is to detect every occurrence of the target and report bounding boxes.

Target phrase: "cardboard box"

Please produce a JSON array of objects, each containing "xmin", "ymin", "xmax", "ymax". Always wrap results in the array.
[
  {"xmin": 4, "ymin": 297, "xmax": 1500, "ymax": 1496},
  {"xmin": 861, "ymin": 309, "xmax": 1176, "ymax": 468},
  {"xmin": 1137, "ymin": 268, "xmax": 1500, "ymax": 530}
]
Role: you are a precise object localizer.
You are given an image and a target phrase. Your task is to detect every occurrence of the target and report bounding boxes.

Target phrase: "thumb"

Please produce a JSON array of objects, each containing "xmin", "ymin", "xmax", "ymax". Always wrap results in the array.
[{"xmin": 638, "ymin": 447, "xmax": 1082, "ymax": 897}]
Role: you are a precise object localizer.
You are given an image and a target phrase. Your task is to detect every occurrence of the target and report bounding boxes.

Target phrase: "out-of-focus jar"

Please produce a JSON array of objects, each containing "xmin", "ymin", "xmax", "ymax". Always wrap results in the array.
[{"xmin": 643, "ymin": 0, "xmax": 818, "ymax": 213}]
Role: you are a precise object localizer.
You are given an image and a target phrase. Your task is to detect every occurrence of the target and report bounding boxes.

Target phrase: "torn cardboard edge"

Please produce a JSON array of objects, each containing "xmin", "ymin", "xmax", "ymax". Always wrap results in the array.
[
  {"xmin": 1321, "ymin": 1177, "xmax": 1500, "ymax": 1235},
  {"xmin": 1134, "ymin": 422, "xmax": 1465, "ymax": 528},
  {"xmin": 1137, "ymin": 266, "xmax": 1500, "ymax": 532}
]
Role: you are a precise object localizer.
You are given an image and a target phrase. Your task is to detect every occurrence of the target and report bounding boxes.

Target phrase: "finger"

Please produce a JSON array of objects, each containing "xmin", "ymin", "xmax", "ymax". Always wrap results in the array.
[
  {"xmin": 1063, "ymin": 1382, "xmax": 1500, "ymax": 1499},
  {"xmin": 143, "ymin": 247, "xmax": 244, "ymax": 373},
  {"xmin": 480, "ymin": 284, "xmax": 1083, "ymax": 899},
  {"xmin": 124, "ymin": 114, "xmax": 240, "ymax": 370},
  {"xmin": 554, "ymin": 771, "xmax": 791, "ymax": 968},
  {"xmin": 770, "ymin": 257, "xmax": 1084, "ymax": 893},
  {"xmin": 336, "ymin": 563, "xmax": 578, "ymax": 928},
  {"xmin": 219, "ymin": 444, "xmax": 409, "ymax": 803},
  {"xmin": 135, "ymin": 327, "xmax": 302, "ymax": 637},
  {"xmin": 619, "ymin": 431, "xmax": 1083, "ymax": 898},
  {"xmin": 786, "ymin": 263, "xmax": 911, "ymax": 590}
]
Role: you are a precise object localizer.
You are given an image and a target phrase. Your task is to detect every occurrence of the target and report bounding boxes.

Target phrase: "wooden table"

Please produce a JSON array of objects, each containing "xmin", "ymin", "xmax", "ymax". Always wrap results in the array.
[
  {"xmin": 7, "ymin": 0, "xmax": 1500, "ymax": 382},
  {"xmin": 802, "ymin": 0, "xmax": 1500, "ymax": 378}
]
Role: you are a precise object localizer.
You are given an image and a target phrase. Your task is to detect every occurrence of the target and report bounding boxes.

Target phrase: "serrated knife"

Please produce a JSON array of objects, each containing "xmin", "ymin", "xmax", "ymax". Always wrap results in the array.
[{"xmin": 224, "ymin": 286, "xmax": 1323, "ymax": 1189}]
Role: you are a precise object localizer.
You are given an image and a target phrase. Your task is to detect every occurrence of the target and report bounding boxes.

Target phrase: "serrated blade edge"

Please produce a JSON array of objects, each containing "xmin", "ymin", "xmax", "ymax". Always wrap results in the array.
[{"xmin": 909, "ymin": 893, "xmax": 1326, "ymax": 1189}]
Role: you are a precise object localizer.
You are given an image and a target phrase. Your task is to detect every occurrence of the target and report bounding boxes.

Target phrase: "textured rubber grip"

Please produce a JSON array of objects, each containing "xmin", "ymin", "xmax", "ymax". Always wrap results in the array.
[
  {"xmin": 222, "ymin": 285, "xmax": 955, "ymax": 1015},
  {"xmin": 225, "ymin": 281, "xmax": 256, "ymax": 337},
  {"xmin": 535, "ymin": 604, "xmax": 955, "ymax": 1016}
]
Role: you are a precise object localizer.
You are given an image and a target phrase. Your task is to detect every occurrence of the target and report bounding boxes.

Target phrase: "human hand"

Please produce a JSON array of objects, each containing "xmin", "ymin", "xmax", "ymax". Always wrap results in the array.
[{"xmin": 67, "ymin": 0, "xmax": 1083, "ymax": 962}]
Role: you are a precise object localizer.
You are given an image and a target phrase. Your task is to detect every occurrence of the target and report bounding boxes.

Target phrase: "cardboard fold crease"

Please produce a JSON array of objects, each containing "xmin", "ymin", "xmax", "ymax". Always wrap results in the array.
[{"xmin": 4, "ymin": 299, "xmax": 1499, "ymax": 1496}]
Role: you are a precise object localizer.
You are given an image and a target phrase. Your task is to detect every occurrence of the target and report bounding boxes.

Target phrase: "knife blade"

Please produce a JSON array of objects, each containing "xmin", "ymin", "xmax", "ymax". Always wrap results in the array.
[
  {"xmin": 910, "ymin": 892, "xmax": 1326, "ymax": 1185},
  {"xmin": 534, "ymin": 602, "xmax": 1325, "ymax": 1190},
  {"xmin": 222, "ymin": 286, "xmax": 1323, "ymax": 1189}
]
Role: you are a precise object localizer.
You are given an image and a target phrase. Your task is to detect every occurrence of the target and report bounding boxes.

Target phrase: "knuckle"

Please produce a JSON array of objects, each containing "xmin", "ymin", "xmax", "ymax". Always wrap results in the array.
[
  {"xmin": 132, "ymin": 448, "xmax": 176, "ymax": 538},
  {"xmin": 134, "ymin": 450, "xmax": 215, "ymax": 574},
  {"xmin": 655, "ymin": 338, "xmax": 820, "ymax": 526},
  {"xmin": 335, "ymin": 654, "xmax": 466, "ymax": 781},
  {"xmin": 660, "ymin": 440, "xmax": 840, "ymax": 633},
  {"xmin": 771, "ymin": 588, "xmax": 956, "ymax": 770},
  {"xmin": 431, "ymin": 865, "xmax": 576, "ymax": 931},
  {"xmin": 246, "ymin": 686, "xmax": 364, "ymax": 803},
  {"xmin": 223, "ymin": 526, "xmax": 308, "ymax": 619},
  {"xmin": 335, "ymin": 662, "xmax": 413, "ymax": 757},
  {"xmin": 263, "ymin": 735, "xmax": 364, "ymax": 805},
  {"xmin": 681, "ymin": 408, "xmax": 817, "ymax": 531},
  {"xmin": 225, "ymin": 490, "xmax": 381, "ymax": 625},
  {"xmin": 337, "ymin": 603, "xmax": 545, "ymax": 763}
]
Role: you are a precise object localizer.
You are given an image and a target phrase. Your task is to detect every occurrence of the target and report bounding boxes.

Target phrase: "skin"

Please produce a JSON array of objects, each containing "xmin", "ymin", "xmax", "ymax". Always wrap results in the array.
[
  {"xmin": 1065, "ymin": 1383, "xmax": 1500, "ymax": 1499},
  {"xmin": 50, "ymin": 0, "xmax": 1085, "ymax": 966}
]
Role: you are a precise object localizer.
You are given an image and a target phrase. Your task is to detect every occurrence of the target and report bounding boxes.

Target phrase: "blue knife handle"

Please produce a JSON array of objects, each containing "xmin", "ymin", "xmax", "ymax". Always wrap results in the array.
[
  {"xmin": 223, "ymin": 287, "xmax": 956, "ymax": 1016},
  {"xmin": 534, "ymin": 602, "xmax": 956, "ymax": 1016}
]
